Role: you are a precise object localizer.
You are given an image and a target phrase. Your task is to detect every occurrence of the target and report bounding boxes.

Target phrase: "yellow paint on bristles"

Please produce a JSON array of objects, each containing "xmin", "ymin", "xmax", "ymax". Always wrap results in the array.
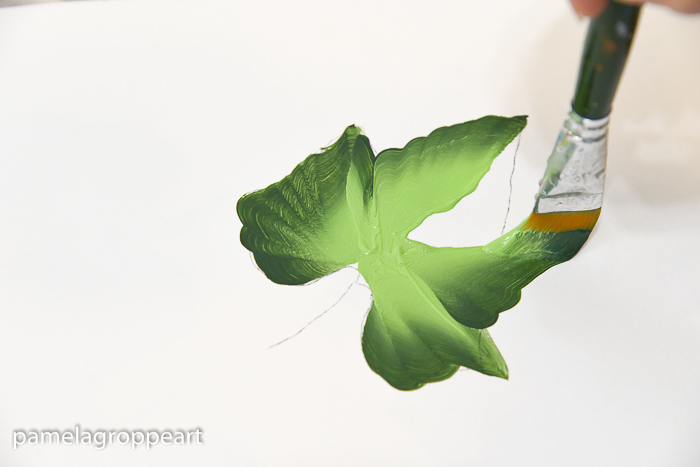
[{"xmin": 522, "ymin": 209, "xmax": 601, "ymax": 233}]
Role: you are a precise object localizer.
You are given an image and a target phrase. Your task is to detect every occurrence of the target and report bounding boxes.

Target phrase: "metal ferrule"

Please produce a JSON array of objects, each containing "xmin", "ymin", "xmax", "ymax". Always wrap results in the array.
[{"xmin": 533, "ymin": 110, "xmax": 609, "ymax": 214}]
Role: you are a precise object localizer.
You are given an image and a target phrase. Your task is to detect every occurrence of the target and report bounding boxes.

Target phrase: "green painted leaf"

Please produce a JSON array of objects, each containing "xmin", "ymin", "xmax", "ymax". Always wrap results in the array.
[
  {"xmin": 237, "ymin": 126, "xmax": 374, "ymax": 285},
  {"xmin": 359, "ymin": 255, "xmax": 508, "ymax": 391},
  {"xmin": 373, "ymin": 115, "xmax": 526, "ymax": 237},
  {"xmin": 238, "ymin": 115, "xmax": 598, "ymax": 390},
  {"xmin": 402, "ymin": 241, "xmax": 554, "ymax": 329}
]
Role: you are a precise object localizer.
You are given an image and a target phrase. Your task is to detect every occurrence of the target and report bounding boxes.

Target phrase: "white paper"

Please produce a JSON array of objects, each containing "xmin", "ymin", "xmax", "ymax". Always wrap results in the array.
[{"xmin": 1, "ymin": 1, "xmax": 699, "ymax": 465}]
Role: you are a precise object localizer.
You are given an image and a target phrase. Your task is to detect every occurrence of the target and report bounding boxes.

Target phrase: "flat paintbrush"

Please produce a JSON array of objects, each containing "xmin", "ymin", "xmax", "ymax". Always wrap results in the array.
[{"xmin": 486, "ymin": 2, "xmax": 641, "ymax": 264}]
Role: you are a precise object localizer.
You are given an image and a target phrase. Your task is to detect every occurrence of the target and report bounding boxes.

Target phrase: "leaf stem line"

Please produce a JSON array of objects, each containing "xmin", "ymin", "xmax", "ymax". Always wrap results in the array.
[{"xmin": 269, "ymin": 272, "xmax": 361, "ymax": 349}]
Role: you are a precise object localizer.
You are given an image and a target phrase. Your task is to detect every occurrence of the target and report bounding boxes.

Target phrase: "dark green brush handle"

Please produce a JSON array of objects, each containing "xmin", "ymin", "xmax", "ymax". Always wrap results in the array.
[{"xmin": 572, "ymin": 1, "xmax": 641, "ymax": 120}]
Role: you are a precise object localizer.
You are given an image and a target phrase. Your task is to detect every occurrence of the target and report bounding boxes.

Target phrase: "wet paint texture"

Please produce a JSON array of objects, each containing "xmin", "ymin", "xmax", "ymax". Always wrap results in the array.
[{"xmin": 238, "ymin": 116, "xmax": 596, "ymax": 390}]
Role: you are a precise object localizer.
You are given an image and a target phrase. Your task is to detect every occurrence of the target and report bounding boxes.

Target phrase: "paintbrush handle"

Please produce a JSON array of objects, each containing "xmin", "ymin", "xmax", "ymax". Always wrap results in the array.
[{"xmin": 572, "ymin": 1, "xmax": 641, "ymax": 119}]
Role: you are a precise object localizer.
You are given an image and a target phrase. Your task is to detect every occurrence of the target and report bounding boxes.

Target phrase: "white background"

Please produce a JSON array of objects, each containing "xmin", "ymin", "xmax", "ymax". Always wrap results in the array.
[{"xmin": 1, "ymin": 0, "xmax": 699, "ymax": 465}]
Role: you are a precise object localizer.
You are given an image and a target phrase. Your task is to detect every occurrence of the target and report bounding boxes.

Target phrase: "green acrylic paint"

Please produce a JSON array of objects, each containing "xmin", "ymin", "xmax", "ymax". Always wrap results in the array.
[{"xmin": 237, "ymin": 116, "xmax": 598, "ymax": 390}]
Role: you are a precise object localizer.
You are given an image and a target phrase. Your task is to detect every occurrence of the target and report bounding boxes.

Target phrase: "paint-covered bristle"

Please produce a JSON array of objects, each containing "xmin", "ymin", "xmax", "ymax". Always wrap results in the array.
[{"xmin": 522, "ymin": 209, "xmax": 601, "ymax": 233}]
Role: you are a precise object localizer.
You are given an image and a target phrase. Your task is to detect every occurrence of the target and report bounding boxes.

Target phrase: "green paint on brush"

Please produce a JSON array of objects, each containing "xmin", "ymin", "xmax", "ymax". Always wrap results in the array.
[{"xmin": 237, "ymin": 116, "xmax": 596, "ymax": 390}]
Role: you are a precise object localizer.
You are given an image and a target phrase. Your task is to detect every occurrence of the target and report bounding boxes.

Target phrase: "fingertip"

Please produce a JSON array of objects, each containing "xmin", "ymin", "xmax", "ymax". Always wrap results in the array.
[{"xmin": 571, "ymin": 0, "xmax": 609, "ymax": 17}]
